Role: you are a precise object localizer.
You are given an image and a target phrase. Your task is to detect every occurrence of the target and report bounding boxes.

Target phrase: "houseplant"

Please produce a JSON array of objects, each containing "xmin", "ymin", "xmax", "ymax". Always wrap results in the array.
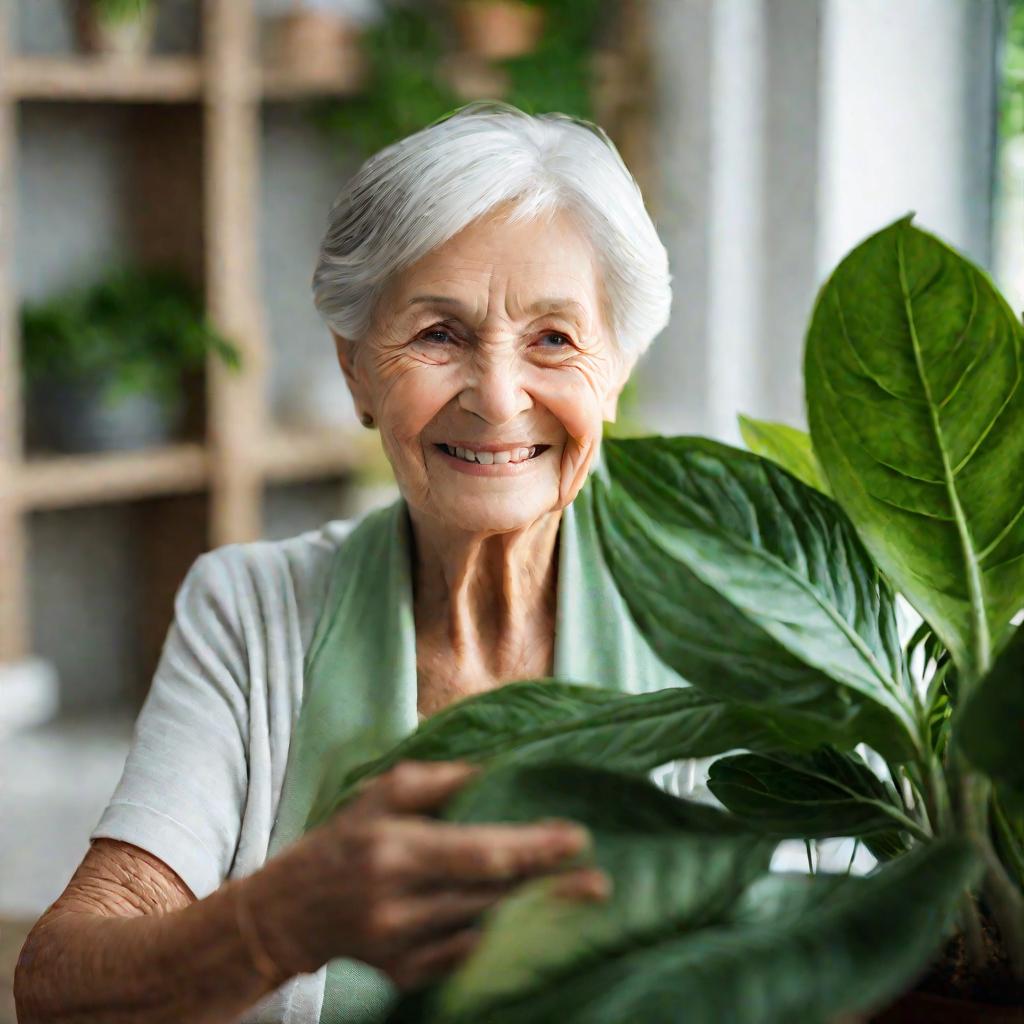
[
  {"xmin": 310, "ymin": 0, "xmax": 608, "ymax": 158},
  {"xmin": 21, "ymin": 266, "xmax": 240, "ymax": 454},
  {"xmin": 305, "ymin": 214, "xmax": 1024, "ymax": 1021},
  {"xmin": 71, "ymin": 0, "xmax": 157, "ymax": 61}
]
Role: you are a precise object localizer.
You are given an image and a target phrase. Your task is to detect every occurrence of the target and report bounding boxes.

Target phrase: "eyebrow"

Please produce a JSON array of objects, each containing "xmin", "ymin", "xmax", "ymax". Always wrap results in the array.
[{"xmin": 406, "ymin": 295, "xmax": 587, "ymax": 319}]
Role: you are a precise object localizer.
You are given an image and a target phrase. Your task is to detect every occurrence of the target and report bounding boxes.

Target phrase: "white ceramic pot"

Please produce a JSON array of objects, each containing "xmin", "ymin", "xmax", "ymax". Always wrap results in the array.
[{"xmin": 72, "ymin": 1, "xmax": 158, "ymax": 62}]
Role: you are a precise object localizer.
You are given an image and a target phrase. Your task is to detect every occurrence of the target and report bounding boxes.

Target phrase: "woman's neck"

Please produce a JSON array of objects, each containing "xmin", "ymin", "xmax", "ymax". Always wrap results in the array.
[{"xmin": 408, "ymin": 507, "xmax": 562, "ymax": 672}]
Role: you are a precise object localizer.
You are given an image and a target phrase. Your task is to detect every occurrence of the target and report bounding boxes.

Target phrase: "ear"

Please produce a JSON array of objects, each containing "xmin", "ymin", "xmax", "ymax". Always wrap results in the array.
[{"xmin": 331, "ymin": 329, "xmax": 372, "ymax": 415}]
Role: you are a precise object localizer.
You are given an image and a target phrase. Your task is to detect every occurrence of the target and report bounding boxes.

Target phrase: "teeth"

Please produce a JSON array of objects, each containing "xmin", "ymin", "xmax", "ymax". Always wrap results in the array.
[{"xmin": 442, "ymin": 444, "xmax": 543, "ymax": 464}]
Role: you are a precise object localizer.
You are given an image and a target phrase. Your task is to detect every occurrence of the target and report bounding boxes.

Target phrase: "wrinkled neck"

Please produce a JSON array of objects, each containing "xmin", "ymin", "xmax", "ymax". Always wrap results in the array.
[{"xmin": 408, "ymin": 507, "xmax": 562, "ymax": 656}]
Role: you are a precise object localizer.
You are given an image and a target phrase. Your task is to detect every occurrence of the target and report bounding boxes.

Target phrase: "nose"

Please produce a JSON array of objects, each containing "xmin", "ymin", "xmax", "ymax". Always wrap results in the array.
[{"xmin": 457, "ymin": 351, "xmax": 533, "ymax": 425}]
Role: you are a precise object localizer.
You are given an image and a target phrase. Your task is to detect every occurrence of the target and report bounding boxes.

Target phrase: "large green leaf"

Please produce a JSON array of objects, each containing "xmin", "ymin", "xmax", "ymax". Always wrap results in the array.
[
  {"xmin": 805, "ymin": 214, "xmax": 1024, "ymax": 680},
  {"xmin": 956, "ymin": 625, "xmax": 1024, "ymax": 796},
  {"xmin": 306, "ymin": 681, "xmax": 615, "ymax": 827},
  {"xmin": 429, "ymin": 761, "xmax": 775, "ymax": 1020},
  {"xmin": 407, "ymin": 838, "xmax": 978, "ymax": 1024},
  {"xmin": 738, "ymin": 414, "xmax": 831, "ymax": 495},
  {"xmin": 593, "ymin": 435, "xmax": 917, "ymax": 760},
  {"xmin": 707, "ymin": 747, "xmax": 924, "ymax": 840},
  {"xmin": 306, "ymin": 681, "xmax": 817, "ymax": 829}
]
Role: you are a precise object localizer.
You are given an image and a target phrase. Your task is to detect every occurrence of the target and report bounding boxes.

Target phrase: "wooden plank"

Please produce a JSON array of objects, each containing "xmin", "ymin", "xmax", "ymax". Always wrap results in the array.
[
  {"xmin": 18, "ymin": 445, "xmax": 209, "ymax": 510},
  {"xmin": 260, "ymin": 66, "xmax": 364, "ymax": 101},
  {"xmin": 135, "ymin": 493, "xmax": 208, "ymax": 707},
  {"xmin": 261, "ymin": 426, "xmax": 378, "ymax": 483},
  {"xmin": 5, "ymin": 56, "xmax": 203, "ymax": 103},
  {"xmin": 204, "ymin": 0, "xmax": 266, "ymax": 545},
  {"xmin": 0, "ymin": 0, "xmax": 28, "ymax": 662}
]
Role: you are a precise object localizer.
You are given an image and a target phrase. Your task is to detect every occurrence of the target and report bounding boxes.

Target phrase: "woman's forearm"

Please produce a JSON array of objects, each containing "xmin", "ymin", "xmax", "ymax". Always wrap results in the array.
[{"xmin": 14, "ymin": 853, "xmax": 301, "ymax": 1024}]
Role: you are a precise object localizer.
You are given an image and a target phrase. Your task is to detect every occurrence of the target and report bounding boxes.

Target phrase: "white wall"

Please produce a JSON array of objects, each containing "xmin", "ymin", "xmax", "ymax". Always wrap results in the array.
[
  {"xmin": 818, "ymin": 0, "xmax": 999, "ymax": 276},
  {"xmin": 643, "ymin": 0, "xmax": 1000, "ymax": 444}
]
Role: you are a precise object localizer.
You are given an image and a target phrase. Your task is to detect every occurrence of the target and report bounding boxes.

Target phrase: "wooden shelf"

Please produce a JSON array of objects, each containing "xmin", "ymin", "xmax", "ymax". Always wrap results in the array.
[
  {"xmin": 1, "ymin": 56, "xmax": 370, "ymax": 105},
  {"xmin": 0, "ymin": 0, "xmax": 651, "ymax": 666},
  {"xmin": 3, "ymin": 56, "xmax": 204, "ymax": 103},
  {"xmin": 261, "ymin": 426, "xmax": 378, "ymax": 483},
  {"xmin": 259, "ymin": 64, "xmax": 366, "ymax": 101},
  {"xmin": 18, "ymin": 444, "xmax": 209, "ymax": 510}
]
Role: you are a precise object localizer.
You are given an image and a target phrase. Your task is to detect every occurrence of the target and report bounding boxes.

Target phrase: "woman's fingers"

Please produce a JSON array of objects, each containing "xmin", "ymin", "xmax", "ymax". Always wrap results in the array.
[
  {"xmin": 400, "ymin": 818, "xmax": 593, "ymax": 883},
  {"xmin": 391, "ymin": 925, "xmax": 484, "ymax": 991},
  {"xmin": 549, "ymin": 866, "xmax": 612, "ymax": 902},
  {"xmin": 384, "ymin": 881, "xmax": 517, "ymax": 943},
  {"xmin": 363, "ymin": 760, "xmax": 481, "ymax": 815}
]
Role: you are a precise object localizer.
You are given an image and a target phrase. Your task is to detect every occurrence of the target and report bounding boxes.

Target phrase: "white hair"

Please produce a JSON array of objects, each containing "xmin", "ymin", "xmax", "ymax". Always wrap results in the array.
[{"xmin": 311, "ymin": 100, "xmax": 672, "ymax": 363}]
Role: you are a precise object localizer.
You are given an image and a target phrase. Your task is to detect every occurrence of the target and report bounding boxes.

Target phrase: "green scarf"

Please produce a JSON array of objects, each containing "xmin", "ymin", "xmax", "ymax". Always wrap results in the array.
[{"xmin": 267, "ymin": 454, "xmax": 683, "ymax": 1023}]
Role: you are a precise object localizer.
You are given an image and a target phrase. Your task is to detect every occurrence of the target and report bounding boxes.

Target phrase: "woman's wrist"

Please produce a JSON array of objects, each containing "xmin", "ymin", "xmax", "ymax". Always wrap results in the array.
[
  {"xmin": 228, "ymin": 876, "xmax": 294, "ymax": 988},
  {"xmin": 239, "ymin": 841, "xmax": 328, "ymax": 979}
]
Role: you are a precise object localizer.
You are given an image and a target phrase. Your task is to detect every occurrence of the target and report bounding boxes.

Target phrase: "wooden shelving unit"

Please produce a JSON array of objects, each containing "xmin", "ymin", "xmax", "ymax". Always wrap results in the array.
[
  {"xmin": 0, "ymin": 0, "xmax": 376, "ymax": 669},
  {"xmin": 0, "ymin": 0, "xmax": 655, "ymax": 676}
]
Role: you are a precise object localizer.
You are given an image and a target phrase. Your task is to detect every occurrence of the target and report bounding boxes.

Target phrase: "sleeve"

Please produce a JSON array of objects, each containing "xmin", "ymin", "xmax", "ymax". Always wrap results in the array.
[{"xmin": 90, "ymin": 548, "xmax": 252, "ymax": 901}]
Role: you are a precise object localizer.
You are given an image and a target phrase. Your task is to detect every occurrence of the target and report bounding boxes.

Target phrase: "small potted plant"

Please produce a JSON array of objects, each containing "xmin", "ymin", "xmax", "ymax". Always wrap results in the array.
[
  {"xmin": 450, "ymin": 0, "xmax": 546, "ymax": 61},
  {"xmin": 71, "ymin": 0, "xmax": 157, "ymax": 61},
  {"xmin": 21, "ymin": 266, "xmax": 241, "ymax": 454}
]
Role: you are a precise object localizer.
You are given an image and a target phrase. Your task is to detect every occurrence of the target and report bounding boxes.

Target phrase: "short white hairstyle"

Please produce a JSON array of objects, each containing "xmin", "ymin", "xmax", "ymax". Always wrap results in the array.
[{"xmin": 311, "ymin": 100, "xmax": 672, "ymax": 363}]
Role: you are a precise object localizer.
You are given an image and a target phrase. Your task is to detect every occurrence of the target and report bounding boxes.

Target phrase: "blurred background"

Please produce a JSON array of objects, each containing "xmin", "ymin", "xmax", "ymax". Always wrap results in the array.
[{"xmin": 0, "ymin": 0, "xmax": 1021, "ymax": 1013}]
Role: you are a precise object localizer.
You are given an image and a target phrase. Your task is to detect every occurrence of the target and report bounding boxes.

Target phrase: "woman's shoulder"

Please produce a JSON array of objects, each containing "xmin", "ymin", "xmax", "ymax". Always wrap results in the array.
[{"xmin": 177, "ymin": 517, "xmax": 362, "ymax": 655}]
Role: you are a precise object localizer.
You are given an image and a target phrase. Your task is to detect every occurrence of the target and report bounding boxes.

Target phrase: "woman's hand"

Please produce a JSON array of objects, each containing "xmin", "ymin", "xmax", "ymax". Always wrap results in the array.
[{"xmin": 261, "ymin": 760, "xmax": 610, "ymax": 990}]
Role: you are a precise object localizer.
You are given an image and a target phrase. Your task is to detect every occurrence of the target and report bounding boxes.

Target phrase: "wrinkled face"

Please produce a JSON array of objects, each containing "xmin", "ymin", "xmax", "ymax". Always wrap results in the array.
[{"xmin": 334, "ymin": 206, "xmax": 631, "ymax": 534}]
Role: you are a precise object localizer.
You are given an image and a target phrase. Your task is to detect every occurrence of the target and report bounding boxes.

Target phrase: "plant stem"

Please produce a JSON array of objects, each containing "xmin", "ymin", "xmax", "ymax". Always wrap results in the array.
[
  {"xmin": 923, "ymin": 753, "xmax": 953, "ymax": 836},
  {"xmin": 948, "ymin": 749, "xmax": 992, "ymax": 973},
  {"xmin": 982, "ymin": 852, "xmax": 1024, "ymax": 978},
  {"xmin": 946, "ymin": 750, "xmax": 1024, "ymax": 977},
  {"xmin": 958, "ymin": 889, "xmax": 987, "ymax": 970}
]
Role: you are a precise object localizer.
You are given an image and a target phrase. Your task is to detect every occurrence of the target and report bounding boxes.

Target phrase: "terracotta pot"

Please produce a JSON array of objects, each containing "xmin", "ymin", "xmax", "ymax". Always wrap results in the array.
[
  {"xmin": 451, "ymin": 0, "xmax": 546, "ymax": 60},
  {"xmin": 262, "ymin": 7, "xmax": 366, "ymax": 86},
  {"xmin": 437, "ymin": 51, "xmax": 510, "ymax": 100},
  {"xmin": 868, "ymin": 989, "xmax": 1024, "ymax": 1023},
  {"xmin": 72, "ymin": 0, "xmax": 157, "ymax": 62}
]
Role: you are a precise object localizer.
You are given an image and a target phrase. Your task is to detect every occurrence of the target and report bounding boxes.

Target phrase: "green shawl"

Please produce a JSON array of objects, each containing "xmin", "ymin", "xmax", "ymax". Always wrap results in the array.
[{"xmin": 266, "ymin": 453, "xmax": 684, "ymax": 1023}]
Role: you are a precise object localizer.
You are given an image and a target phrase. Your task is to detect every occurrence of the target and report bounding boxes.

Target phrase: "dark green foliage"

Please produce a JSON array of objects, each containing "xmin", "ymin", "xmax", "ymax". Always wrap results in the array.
[
  {"xmin": 311, "ymin": 0, "xmax": 609, "ymax": 159},
  {"xmin": 21, "ymin": 265, "xmax": 240, "ymax": 407}
]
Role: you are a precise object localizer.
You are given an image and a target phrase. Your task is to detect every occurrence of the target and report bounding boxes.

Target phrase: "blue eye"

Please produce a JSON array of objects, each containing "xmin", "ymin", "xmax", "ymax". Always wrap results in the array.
[
  {"xmin": 421, "ymin": 327, "xmax": 455, "ymax": 344},
  {"xmin": 539, "ymin": 332, "xmax": 571, "ymax": 348}
]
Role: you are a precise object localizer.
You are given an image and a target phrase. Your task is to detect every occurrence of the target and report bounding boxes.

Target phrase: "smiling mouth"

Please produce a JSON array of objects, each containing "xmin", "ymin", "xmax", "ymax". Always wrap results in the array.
[{"xmin": 435, "ymin": 443, "xmax": 550, "ymax": 465}]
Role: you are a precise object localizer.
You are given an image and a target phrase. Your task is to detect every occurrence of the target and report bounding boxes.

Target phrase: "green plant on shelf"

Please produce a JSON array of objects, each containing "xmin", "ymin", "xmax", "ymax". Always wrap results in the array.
[
  {"xmin": 310, "ymin": 0, "xmax": 610, "ymax": 159},
  {"xmin": 90, "ymin": 0, "xmax": 152, "ymax": 24},
  {"xmin": 21, "ymin": 266, "xmax": 242, "ymax": 411}
]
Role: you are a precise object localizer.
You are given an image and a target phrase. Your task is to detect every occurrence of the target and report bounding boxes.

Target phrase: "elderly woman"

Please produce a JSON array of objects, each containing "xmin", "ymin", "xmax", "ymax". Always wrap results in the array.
[{"xmin": 15, "ymin": 100, "xmax": 678, "ymax": 1024}]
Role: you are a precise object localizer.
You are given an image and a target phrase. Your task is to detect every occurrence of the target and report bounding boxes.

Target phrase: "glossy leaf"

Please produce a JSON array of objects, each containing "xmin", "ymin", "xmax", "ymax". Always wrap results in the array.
[
  {"xmin": 307, "ymin": 681, "xmax": 816, "ymax": 829},
  {"xmin": 707, "ymin": 747, "xmax": 921, "ymax": 840},
  {"xmin": 738, "ymin": 414, "xmax": 831, "ymax": 495},
  {"xmin": 956, "ymin": 626, "xmax": 1024, "ymax": 796},
  {"xmin": 432, "ymin": 761, "xmax": 775, "ymax": 1020},
  {"xmin": 305, "ymin": 681, "xmax": 616, "ymax": 828},
  {"xmin": 593, "ymin": 435, "xmax": 917, "ymax": 760},
  {"xmin": 805, "ymin": 215, "xmax": 1024, "ymax": 679},
  {"xmin": 407, "ymin": 839, "xmax": 978, "ymax": 1024}
]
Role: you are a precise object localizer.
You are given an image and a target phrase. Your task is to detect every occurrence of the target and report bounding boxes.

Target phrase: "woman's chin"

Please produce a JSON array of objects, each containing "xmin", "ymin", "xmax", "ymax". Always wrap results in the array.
[{"xmin": 434, "ymin": 493, "xmax": 559, "ymax": 535}]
